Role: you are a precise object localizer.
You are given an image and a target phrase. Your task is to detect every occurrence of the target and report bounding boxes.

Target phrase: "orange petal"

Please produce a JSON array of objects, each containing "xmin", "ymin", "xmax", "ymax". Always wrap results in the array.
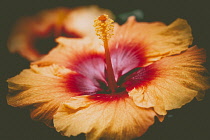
[
  {"xmin": 110, "ymin": 17, "xmax": 192, "ymax": 67},
  {"xmin": 128, "ymin": 46, "xmax": 210, "ymax": 115},
  {"xmin": 7, "ymin": 64, "xmax": 77, "ymax": 126},
  {"xmin": 54, "ymin": 95, "xmax": 161, "ymax": 140}
]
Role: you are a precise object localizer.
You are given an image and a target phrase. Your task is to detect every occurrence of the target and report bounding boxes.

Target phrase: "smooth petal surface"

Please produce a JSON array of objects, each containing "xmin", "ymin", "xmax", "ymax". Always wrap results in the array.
[
  {"xmin": 7, "ymin": 64, "xmax": 77, "ymax": 126},
  {"xmin": 128, "ymin": 46, "xmax": 210, "ymax": 115},
  {"xmin": 8, "ymin": 6, "xmax": 113, "ymax": 61},
  {"xmin": 54, "ymin": 95, "xmax": 160, "ymax": 140},
  {"xmin": 109, "ymin": 17, "xmax": 193, "ymax": 67},
  {"xmin": 7, "ymin": 7, "xmax": 71, "ymax": 61}
]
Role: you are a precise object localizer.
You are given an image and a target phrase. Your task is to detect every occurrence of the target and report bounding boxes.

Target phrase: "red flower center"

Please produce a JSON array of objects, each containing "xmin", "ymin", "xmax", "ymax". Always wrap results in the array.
[{"xmin": 64, "ymin": 42, "xmax": 156, "ymax": 98}]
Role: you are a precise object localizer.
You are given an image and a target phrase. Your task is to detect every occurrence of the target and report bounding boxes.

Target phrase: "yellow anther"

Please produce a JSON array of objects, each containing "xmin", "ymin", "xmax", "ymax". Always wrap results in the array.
[{"xmin": 93, "ymin": 14, "xmax": 114, "ymax": 41}]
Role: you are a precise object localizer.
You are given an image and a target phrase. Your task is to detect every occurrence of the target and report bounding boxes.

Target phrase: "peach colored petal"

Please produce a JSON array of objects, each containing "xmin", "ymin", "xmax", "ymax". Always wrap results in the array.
[
  {"xmin": 33, "ymin": 37, "xmax": 103, "ymax": 67},
  {"xmin": 54, "ymin": 95, "xmax": 162, "ymax": 140},
  {"xmin": 110, "ymin": 17, "xmax": 193, "ymax": 67},
  {"xmin": 7, "ymin": 64, "xmax": 77, "ymax": 126},
  {"xmin": 128, "ymin": 46, "xmax": 210, "ymax": 115},
  {"xmin": 8, "ymin": 6, "xmax": 114, "ymax": 61},
  {"xmin": 29, "ymin": 98, "xmax": 64, "ymax": 126}
]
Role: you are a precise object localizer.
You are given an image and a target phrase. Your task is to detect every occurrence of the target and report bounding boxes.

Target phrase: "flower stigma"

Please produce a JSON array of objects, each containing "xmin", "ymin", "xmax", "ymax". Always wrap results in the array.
[{"xmin": 93, "ymin": 14, "xmax": 117, "ymax": 93}]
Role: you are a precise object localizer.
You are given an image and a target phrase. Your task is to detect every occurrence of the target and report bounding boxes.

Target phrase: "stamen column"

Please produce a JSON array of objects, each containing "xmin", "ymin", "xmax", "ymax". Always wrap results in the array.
[{"xmin": 94, "ymin": 14, "xmax": 117, "ymax": 93}]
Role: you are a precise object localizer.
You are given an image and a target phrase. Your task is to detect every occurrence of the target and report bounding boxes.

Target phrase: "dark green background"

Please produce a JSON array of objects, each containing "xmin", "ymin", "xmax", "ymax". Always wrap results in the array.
[{"xmin": 0, "ymin": 0, "xmax": 210, "ymax": 139}]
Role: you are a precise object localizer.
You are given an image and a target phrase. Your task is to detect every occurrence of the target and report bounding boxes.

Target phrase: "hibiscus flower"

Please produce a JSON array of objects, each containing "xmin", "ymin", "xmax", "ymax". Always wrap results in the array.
[
  {"xmin": 7, "ymin": 15, "xmax": 209, "ymax": 140},
  {"xmin": 7, "ymin": 6, "xmax": 114, "ymax": 61}
]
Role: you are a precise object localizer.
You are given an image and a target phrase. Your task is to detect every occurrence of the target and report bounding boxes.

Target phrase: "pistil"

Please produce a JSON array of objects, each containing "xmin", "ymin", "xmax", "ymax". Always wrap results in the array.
[{"xmin": 94, "ymin": 14, "xmax": 117, "ymax": 93}]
